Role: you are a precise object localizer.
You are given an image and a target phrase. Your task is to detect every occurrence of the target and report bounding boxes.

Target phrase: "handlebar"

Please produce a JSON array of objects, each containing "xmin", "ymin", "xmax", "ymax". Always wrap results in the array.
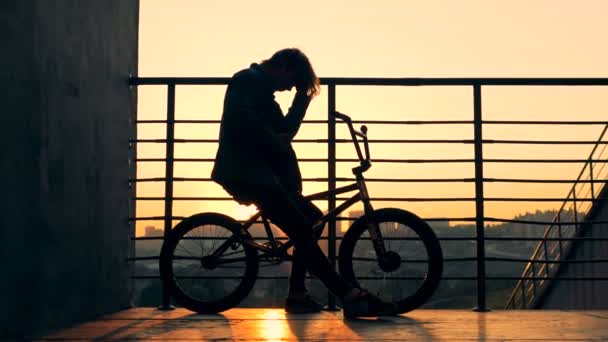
[{"xmin": 332, "ymin": 111, "xmax": 372, "ymax": 173}]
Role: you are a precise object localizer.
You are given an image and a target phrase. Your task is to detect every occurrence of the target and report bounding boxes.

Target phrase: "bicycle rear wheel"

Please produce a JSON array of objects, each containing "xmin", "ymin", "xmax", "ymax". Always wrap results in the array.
[
  {"xmin": 159, "ymin": 212, "xmax": 259, "ymax": 313},
  {"xmin": 338, "ymin": 208, "xmax": 443, "ymax": 314}
]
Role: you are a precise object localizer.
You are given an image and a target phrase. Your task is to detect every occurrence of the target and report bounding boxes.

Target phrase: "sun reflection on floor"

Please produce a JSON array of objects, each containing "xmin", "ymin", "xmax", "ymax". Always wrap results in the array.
[{"xmin": 259, "ymin": 310, "xmax": 291, "ymax": 341}]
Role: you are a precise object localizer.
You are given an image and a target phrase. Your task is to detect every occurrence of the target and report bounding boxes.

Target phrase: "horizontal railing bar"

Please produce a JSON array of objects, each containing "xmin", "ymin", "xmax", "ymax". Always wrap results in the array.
[
  {"xmin": 339, "ymin": 177, "xmax": 473, "ymax": 183},
  {"xmin": 133, "ymin": 196, "xmax": 478, "ymax": 202},
  {"xmin": 485, "ymin": 277, "xmax": 608, "ymax": 281},
  {"xmin": 484, "ymin": 140, "xmax": 608, "ymax": 145},
  {"xmin": 131, "ymin": 138, "xmax": 471, "ymax": 144},
  {"xmin": 131, "ymin": 138, "xmax": 608, "ymax": 145},
  {"xmin": 443, "ymin": 257, "xmax": 477, "ymax": 262},
  {"xmin": 131, "ymin": 275, "xmax": 462, "ymax": 280},
  {"xmin": 130, "ymin": 217, "xmax": 181, "ymax": 222},
  {"xmin": 131, "ymin": 177, "xmax": 474, "ymax": 183},
  {"xmin": 136, "ymin": 118, "xmax": 608, "ymax": 125},
  {"xmin": 424, "ymin": 217, "xmax": 476, "ymax": 222},
  {"xmin": 352, "ymin": 257, "xmax": 428, "ymax": 263},
  {"xmin": 134, "ymin": 157, "xmax": 608, "ymax": 164},
  {"xmin": 352, "ymin": 120, "xmax": 473, "ymax": 125},
  {"xmin": 135, "ymin": 158, "xmax": 476, "ymax": 163},
  {"xmin": 483, "ymin": 120, "xmax": 608, "ymax": 125},
  {"xmin": 486, "ymin": 257, "xmax": 608, "ymax": 264},
  {"xmin": 129, "ymin": 216, "xmax": 476, "ymax": 222},
  {"xmin": 353, "ymin": 257, "xmax": 476, "ymax": 262},
  {"xmin": 334, "ymin": 78, "xmax": 608, "ymax": 86},
  {"xmin": 133, "ymin": 196, "xmax": 603, "ymax": 202},
  {"xmin": 131, "ymin": 77, "xmax": 231, "ymax": 85},
  {"xmin": 128, "ymin": 256, "xmax": 159, "ymax": 261},
  {"xmin": 130, "ymin": 76, "xmax": 608, "ymax": 86},
  {"xmin": 130, "ymin": 275, "xmax": 608, "ymax": 281},
  {"xmin": 155, "ymin": 217, "xmax": 471, "ymax": 222},
  {"xmin": 131, "ymin": 238, "xmax": 472, "ymax": 245},
  {"xmin": 130, "ymin": 275, "xmax": 433, "ymax": 280},
  {"xmin": 132, "ymin": 236, "xmax": 166, "ymax": 240},
  {"xmin": 130, "ymin": 236, "xmax": 485, "ymax": 242},
  {"xmin": 130, "ymin": 177, "xmax": 606, "ymax": 184},
  {"xmin": 137, "ymin": 119, "xmax": 221, "ymax": 124},
  {"xmin": 483, "ymin": 198, "xmax": 603, "ymax": 202},
  {"xmin": 485, "ymin": 178, "xmax": 607, "ymax": 183},
  {"xmin": 485, "ymin": 159, "xmax": 608, "ymax": 163},
  {"xmin": 483, "ymin": 237, "xmax": 608, "ymax": 241},
  {"xmin": 485, "ymin": 217, "xmax": 608, "ymax": 225},
  {"xmin": 128, "ymin": 234, "xmax": 608, "ymax": 242},
  {"xmin": 136, "ymin": 119, "xmax": 476, "ymax": 125}
]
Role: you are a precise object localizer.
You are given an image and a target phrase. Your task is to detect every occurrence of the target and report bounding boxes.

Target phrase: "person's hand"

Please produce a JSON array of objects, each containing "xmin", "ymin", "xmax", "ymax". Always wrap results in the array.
[{"xmin": 295, "ymin": 85, "xmax": 312, "ymax": 98}]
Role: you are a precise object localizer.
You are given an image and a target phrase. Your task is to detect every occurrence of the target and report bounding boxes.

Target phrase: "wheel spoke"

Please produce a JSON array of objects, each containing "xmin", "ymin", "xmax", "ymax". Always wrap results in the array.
[
  {"xmin": 340, "ymin": 210, "xmax": 442, "ymax": 313},
  {"xmin": 161, "ymin": 215, "xmax": 256, "ymax": 312}
]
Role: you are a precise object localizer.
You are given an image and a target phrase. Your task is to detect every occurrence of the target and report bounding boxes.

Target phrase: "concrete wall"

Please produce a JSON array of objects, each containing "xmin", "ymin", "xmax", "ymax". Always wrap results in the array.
[
  {"xmin": 537, "ymin": 188, "xmax": 608, "ymax": 309},
  {"xmin": 0, "ymin": 0, "xmax": 138, "ymax": 338}
]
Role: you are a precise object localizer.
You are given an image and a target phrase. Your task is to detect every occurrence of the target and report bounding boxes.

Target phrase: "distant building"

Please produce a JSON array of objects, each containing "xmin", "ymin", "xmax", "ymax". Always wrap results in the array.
[
  {"xmin": 430, "ymin": 220, "xmax": 450, "ymax": 231},
  {"xmin": 144, "ymin": 226, "xmax": 163, "ymax": 237}
]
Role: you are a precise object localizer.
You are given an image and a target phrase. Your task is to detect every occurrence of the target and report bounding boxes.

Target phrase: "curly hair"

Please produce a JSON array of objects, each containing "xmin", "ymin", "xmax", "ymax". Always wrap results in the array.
[{"xmin": 262, "ymin": 48, "xmax": 321, "ymax": 97}]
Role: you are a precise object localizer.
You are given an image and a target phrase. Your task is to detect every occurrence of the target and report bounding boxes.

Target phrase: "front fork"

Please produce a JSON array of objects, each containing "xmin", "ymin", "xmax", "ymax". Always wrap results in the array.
[
  {"xmin": 366, "ymin": 211, "xmax": 388, "ymax": 258},
  {"xmin": 358, "ymin": 177, "xmax": 388, "ymax": 258},
  {"xmin": 359, "ymin": 178, "xmax": 402, "ymax": 272}
]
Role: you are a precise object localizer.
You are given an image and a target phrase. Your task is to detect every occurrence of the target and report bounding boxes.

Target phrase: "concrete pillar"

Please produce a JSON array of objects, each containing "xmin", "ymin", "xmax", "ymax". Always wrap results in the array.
[{"xmin": 0, "ymin": 0, "xmax": 138, "ymax": 338}]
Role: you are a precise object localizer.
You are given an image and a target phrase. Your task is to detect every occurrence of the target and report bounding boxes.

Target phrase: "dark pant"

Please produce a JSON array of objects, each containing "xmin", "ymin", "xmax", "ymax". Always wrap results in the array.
[{"xmin": 231, "ymin": 184, "xmax": 352, "ymax": 298}]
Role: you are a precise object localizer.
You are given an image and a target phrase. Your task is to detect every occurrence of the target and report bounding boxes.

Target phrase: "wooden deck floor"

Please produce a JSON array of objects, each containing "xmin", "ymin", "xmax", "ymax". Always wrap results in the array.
[{"xmin": 39, "ymin": 308, "xmax": 608, "ymax": 341}]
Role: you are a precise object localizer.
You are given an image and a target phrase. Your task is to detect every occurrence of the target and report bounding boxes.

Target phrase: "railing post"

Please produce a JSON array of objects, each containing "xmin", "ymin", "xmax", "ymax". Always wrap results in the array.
[
  {"xmin": 530, "ymin": 261, "xmax": 537, "ymax": 299},
  {"xmin": 588, "ymin": 159, "xmax": 597, "ymax": 304},
  {"xmin": 128, "ymin": 80, "xmax": 137, "ymax": 309},
  {"xmin": 589, "ymin": 161, "xmax": 596, "ymax": 200},
  {"xmin": 543, "ymin": 238, "xmax": 550, "ymax": 276},
  {"xmin": 160, "ymin": 83, "xmax": 176, "ymax": 311},
  {"xmin": 327, "ymin": 83, "xmax": 338, "ymax": 310},
  {"xmin": 572, "ymin": 188, "xmax": 579, "ymax": 231},
  {"xmin": 520, "ymin": 282, "xmax": 527, "ymax": 308},
  {"xmin": 557, "ymin": 213, "xmax": 563, "ymax": 258},
  {"xmin": 472, "ymin": 84, "xmax": 490, "ymax": 312}
]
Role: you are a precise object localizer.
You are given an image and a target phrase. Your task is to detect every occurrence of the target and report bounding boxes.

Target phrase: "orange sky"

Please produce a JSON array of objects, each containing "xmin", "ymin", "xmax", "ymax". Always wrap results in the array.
[{"xmin": 135, "ymin": 1, "xmax": 608, "ymax": 236}]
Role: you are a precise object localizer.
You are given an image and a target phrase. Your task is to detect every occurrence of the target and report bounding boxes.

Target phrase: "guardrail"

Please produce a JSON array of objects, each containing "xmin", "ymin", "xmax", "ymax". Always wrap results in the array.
[
  {"xmin": 128, "ymin": 77, "xmax": 608, "ymax": 311},
  {"xmin": 505, "ymin": 125, "xmax": 608, "ymax": 309}
]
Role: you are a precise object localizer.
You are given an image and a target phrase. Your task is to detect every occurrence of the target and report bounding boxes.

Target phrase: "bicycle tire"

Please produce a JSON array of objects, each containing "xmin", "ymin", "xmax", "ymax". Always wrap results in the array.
[
  {"xmin": 338, "ymin": 208, "xmax": 443, "ymax": 314},
  {"xmin": 159, "ymin": 212, "xmax": 259, "ymax": 313}
]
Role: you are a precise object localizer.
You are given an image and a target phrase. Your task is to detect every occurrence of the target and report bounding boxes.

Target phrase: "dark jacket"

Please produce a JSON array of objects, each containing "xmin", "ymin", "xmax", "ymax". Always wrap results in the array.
[{"xmin": 211, "ymin": 64, "xmax": 311, "ymax": 202}]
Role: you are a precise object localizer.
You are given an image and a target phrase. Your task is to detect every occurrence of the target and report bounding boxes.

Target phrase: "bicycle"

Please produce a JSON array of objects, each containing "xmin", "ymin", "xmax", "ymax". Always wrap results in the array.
[{"xmin": 159, "ymin": 111, "xmax": 444, "ymax": 314}]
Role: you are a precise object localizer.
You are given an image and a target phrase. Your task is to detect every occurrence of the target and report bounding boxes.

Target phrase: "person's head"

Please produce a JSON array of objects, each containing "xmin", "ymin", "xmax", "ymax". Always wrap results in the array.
[{"xmin": 261, "ymin": 48, "xmax": 320, "ymax": 97}]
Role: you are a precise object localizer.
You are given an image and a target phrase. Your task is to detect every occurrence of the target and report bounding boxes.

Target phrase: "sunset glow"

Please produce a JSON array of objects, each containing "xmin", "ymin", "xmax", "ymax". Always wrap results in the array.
[
  {"xmin": 234, "ymin": 204, "xmax": 259, "ymax": 221},
  {"xmin": 136, "ymin": 1, "xmax": 608, "ymax": 236}
]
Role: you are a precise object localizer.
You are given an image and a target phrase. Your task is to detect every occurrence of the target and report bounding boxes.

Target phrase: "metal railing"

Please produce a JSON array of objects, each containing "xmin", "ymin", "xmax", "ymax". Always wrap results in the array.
[
  {"xmin": 505, "ymin": 125, "xmax": 608, "ymax": 309},
  {"xmin": 128, "ymin": 76, "xmax": 608, "ymax": 311}
]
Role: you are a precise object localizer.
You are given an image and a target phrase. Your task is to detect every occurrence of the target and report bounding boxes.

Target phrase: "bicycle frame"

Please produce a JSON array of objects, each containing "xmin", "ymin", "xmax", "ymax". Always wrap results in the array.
[
  {"xmin": 208, "ymin": 111, "xmax": 388, "ymax": 266},
  {"xmin": 238, "ymin": 181, "xmax": 371, "ymax": 260}
]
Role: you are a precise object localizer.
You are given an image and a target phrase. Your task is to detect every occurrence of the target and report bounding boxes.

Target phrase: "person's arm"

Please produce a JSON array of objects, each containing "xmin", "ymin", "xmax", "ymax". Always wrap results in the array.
[
  {"xmin": 281, "ymin": 91, "xmax": 312, "ymax": 139},
  {"xmin": 224, "ymin": 75, "xmax": 290, "ymax": 157}
]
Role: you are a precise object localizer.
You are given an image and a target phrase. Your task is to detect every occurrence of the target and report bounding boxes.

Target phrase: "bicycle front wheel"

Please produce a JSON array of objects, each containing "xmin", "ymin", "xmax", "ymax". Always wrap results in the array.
[
  {"xmin": 159, "ymin": 212, "xmax": 259, "ymax": 313},
  {"xmin": 338, "ymin": 208, "xmax": 443, "ymax": 314}
]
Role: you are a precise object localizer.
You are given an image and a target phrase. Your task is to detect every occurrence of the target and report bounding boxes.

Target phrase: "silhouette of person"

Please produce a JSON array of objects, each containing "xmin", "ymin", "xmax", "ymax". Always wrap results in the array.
[{"xmin": 211, "ymin": 48, "xmax": 396, "ymax": 317}]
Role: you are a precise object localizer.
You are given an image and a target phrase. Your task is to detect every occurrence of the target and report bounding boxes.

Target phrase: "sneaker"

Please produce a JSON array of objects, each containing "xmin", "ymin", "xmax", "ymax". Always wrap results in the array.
[
  {"xmin": 342, "ymin": 289, "xmax": 398, "ymax": 318},
  {"xmin": 285, "ymin": 294, "xmax": 324, "ymax": 314}
]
